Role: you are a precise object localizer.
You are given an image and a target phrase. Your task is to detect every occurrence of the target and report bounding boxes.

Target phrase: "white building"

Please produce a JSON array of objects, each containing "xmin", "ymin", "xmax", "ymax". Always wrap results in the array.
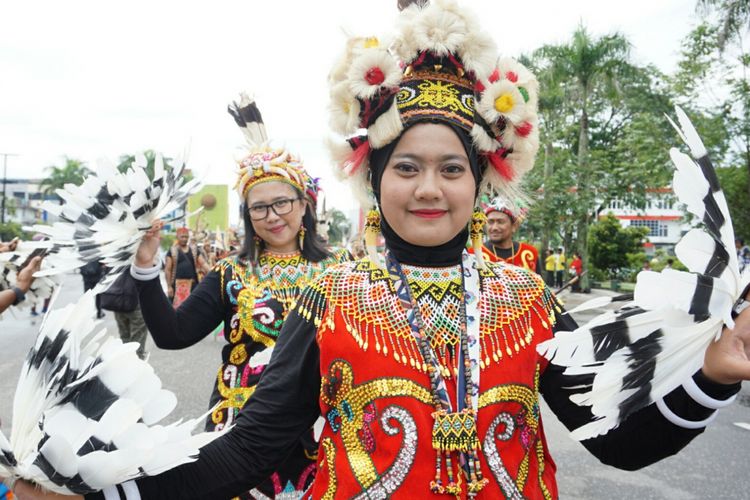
[
  {"xmin": 0, "ymin": 178, "xmax": 61, "ymax": 226},
  {"xmin": 602, "ymin": 189, "xmax": 690, "ymax": 253}
]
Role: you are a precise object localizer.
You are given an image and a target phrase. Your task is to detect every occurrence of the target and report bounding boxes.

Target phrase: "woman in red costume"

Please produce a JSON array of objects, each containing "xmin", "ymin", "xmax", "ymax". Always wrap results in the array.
[{"xmin": 17, "ymin": 1, "xmax": 750, "ymax": 499}]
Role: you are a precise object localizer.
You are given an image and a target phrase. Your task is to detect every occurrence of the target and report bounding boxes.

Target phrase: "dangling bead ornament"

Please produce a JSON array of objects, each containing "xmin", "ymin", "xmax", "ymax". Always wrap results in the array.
[
  {"xmin": 364, "ymin": 207, "xmax": 383, "ymax": 266},
  {"xmin": 253, "ymin": 234, "xmax": 262, "ymax": 255},
  {"xmin": 385, "ymin": 250, "xmax": 489, "ymax": 498},
  {"xmin": 298, "ymin": 226, "xmax": 306, "ymax": 252},
  {"xmin": 470, "ymin": 208, "xmax": 487, "ymax": 270}
]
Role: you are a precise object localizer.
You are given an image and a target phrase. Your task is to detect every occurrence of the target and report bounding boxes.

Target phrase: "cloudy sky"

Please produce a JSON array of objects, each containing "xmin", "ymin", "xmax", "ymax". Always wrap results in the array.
[{"xmin": 1, "ymin": 0, "xmax": 699, "ymax": 217}]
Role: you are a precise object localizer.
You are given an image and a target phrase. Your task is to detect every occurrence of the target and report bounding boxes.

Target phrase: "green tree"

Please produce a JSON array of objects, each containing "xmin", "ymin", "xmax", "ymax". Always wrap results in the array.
[
  {"xmin": 672, "ymin": 3, "xmax": 750, "ymax": 199},
  {"xmin": 326, "ymin": 208, "xmax": 351, "ymax": 247},
  {"xmin": 525, "ymin": 27, "xmax": 675, "ymax": 287},
  {"xmin": 0, "ymin": 221, "xmax": 27, "ymax": 242},
  {"xmin": 588, "ymin": 214, "xmax": 649, "ymax": 279},
  {"xmin": 698, "ymin": 0, "xmax": 750, "ymax": 50},
  {"xmin": 532, "ymin": 26, "xmax": 632, "ymax": 290},
  {"xmin": 39, "ymin": 157, "xmax": 92, "ymax": 203},
  {"xmin": 716, "ymin": 165, "xmax": 750, "ymax": 242},
  {"xmin": 116, "ymin": 150, "xmax": 175, "ymax": 180}
]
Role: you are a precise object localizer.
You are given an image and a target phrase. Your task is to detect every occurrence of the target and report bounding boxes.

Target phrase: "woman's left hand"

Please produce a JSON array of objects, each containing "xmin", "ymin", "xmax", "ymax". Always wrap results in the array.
[{"xmin": 702, "ymin": 292, "xmax": 750, "ymax": 385}]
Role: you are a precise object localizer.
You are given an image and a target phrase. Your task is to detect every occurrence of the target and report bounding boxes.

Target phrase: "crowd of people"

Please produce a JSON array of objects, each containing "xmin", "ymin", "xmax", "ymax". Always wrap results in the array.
[{"xmin": 2, "ymin": 1, "xmax": 750, "ymax": 500}]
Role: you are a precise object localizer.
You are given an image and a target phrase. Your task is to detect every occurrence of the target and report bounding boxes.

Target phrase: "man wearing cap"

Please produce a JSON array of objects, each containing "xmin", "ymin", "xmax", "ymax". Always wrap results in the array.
[
  {"xmin": 480, "ymin": 198, "xmax": 541, "ymax": 274},
  {"xmin": 164, "ymin": 227, "xmax": 210, "ymax": 308}
]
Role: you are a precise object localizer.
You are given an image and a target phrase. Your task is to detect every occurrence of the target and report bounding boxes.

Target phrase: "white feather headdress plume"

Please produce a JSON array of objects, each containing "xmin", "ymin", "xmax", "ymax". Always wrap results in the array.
[
  {"xmin": 25, "ymin": 153, "xmax": 202, "ymax": 291},
  {"xmin": 227, "ymin": 91, "xmax": 268, "ymax": 148},
  {"xmin": 537, "ymin": 106, "xmax": 750, "ymax": 440},
  {"xmin": 228, "ymin": 92, "xmax": 320, "ymax": 208},
  {"xmin": 0, "ymin": 290, "xmax": 222, "ymax": 495}
]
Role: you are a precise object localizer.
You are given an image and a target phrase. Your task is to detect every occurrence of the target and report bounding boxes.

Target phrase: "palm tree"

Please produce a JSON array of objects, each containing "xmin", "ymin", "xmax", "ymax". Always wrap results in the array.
[
  {"xmin": 537, "ymin": 25, "xmax": 631, "ymax": 290},
  {"xmin": 698, "ymin": 0, "xmax": 750, "ymax": 49},
  {"xmin": 39, "ymin": 157, "xmax": 92, "ymax": 204}
]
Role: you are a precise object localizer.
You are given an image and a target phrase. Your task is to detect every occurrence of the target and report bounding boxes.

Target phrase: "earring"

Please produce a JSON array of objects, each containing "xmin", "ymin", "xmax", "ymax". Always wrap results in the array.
[
  {"xmin": 253, "ymin": 234, "xmax": 262, "ymax": 255},
  {"xmin": 298, "ymin": 226, "xmax": 306, "ymax": 252},
  {"xmin": 470, "ymin": 208, "xmax": 487, "ymax": 270},
  {"xmin": 364, "ymin": 207, "xmax": 383, "ymax": 266}
]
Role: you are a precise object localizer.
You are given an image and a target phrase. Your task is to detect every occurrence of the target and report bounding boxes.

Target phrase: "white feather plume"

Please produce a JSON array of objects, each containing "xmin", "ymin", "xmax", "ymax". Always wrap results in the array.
[
  {"xmin": 1, "ymin": 291, "xmax": 223, "ymax": 495},
  {"xmin": 26, "ymin": 153, "xmax": 202, "ymax": 291},
  {"xmin": 537, "ymin": 106, "xmax": 746, "ymax": 439}
]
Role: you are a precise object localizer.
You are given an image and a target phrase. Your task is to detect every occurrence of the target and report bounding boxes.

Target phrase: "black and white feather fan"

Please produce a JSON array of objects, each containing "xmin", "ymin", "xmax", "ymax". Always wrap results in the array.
[
  {"xmin": 27, "ymin": 152, "xmax": 202, "ymax": 290},
  {"xmin": 537, "ymin": 106, "xmax": 750, "ymax": 440},
  {"xmin": 0, "ymin": 291, "xmax": 221, "ymax": 495}
]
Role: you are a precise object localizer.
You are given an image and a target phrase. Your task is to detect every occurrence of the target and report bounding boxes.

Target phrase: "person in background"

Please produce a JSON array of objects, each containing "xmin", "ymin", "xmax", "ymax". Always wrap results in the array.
[
  {"xmin": 99, "ymin": 272, "xmax": 149, "ymax": 359},
  {"xmin": 478, "ymin": 196, "xmax": 540, "ymax": 273},
  {"xmin": 164, "ymin": 227, "xmax": 210, "ymax": 308},
  {"xmin": 554, "ymin": 247, "xmax": 565, "ymax": 288},
  {"xmin": 0, "ymin": 256, "xmax": 42, "ymax": 316},
  {"xmin": 569, "ymin": 252, "xmax": 583, "ymax": 292},
  {"xmin": 544, "ymin": 248, "xmax": 555, "ymax": 286},
  {"xmin": 79, "ymin": 260, "xmax": 104, "ymax": 319},
  {"xmin": 0, "ymin": 237, "xmax": 19, "ymax": 253}
]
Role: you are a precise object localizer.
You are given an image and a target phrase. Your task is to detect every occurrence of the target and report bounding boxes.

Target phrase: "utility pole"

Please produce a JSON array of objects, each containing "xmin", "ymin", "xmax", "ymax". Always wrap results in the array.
[{"xmin": 1, "ymin": 153, "xmax": 19, "ymax": 225}]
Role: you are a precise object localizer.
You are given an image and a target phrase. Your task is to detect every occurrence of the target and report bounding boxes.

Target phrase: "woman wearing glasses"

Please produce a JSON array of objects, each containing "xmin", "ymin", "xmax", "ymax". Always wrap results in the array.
[{"xmin": 126, "ymin": 95, "xmax": 349, "ymax": 498}]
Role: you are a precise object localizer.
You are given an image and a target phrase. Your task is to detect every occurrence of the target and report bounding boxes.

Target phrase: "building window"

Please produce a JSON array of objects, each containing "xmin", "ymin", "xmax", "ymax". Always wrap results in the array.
[{"xmin": 630, "ymin": 219, "xmax": 667, "ymax": 237}]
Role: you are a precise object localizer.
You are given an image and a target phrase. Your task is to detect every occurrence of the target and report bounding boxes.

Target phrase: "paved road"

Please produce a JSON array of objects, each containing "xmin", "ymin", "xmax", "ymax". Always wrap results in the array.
[{"xmin": 1, "ymin": 274, "xmax": 748, "ymax": 499}]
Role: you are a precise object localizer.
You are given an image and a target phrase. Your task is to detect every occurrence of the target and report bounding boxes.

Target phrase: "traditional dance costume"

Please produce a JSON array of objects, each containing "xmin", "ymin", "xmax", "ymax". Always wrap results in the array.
[
  {"xmin": 106, "ymin": 250, "xmax": 738, "ymax": 499},
  {"xmin": 92, "ymin": 2, "xmax": 741, "ymax": 499},
  {"xmin": 480, "ymin": 241, "xmax": 539, "ymax": 272}
]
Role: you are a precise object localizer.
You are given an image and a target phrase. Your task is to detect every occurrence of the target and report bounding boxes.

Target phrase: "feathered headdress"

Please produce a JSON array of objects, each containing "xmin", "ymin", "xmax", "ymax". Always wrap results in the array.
[
  {"xmin": 482, "ymin": 195, "xmax": 529, "ymax": 223},
  {"xmin": 229, "ymin": 92, "xmax": 320, "ymax": 206},
  {"xmin": 327, "ymin": 0, "xmax": 540, "ymax": 205}
]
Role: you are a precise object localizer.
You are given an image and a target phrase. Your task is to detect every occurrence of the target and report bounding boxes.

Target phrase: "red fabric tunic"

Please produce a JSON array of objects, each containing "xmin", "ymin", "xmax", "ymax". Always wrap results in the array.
[
  {"xmin": 479, "ymin": 242, "xmax": 539, "ymax": 273},
  {"xmin": 298, "ymin": 258, "xmax": 559, "ymax": 499}
]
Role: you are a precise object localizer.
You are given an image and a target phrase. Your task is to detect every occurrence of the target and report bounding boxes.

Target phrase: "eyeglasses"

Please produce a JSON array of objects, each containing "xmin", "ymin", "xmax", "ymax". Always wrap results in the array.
[{"xmin": 247, "ymin": 197, "xmax": 301, "ymax": 220}]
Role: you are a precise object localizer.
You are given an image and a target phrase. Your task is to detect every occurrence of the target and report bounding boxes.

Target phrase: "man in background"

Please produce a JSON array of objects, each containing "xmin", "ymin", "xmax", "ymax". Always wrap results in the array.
[
  {"xmin": 480, "ymin": 197, "xmax": 540, "ymax": 274},
  {"xmin": 165, "ymin": 227, "xmax": 210, "ymax": 308}
]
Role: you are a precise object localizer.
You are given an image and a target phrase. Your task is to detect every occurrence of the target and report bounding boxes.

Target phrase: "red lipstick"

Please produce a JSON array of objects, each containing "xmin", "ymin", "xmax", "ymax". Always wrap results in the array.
[{"xmin": 411, "ymin": 209, "xmax": 447, "ymax": 219}]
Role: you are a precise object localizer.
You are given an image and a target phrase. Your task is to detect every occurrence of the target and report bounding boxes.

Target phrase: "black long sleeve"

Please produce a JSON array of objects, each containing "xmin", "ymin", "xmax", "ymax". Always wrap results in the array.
[
  {"xmin": 89, "ymin": 307, "xmax": 323, "ymax": 499},
  {"xmin": 541, "ymin": 307, "xmax": 741, "ymax": 470},
  {"xmin": 136, "ymin": 270, "xmax": 224, "ymax": 349}
]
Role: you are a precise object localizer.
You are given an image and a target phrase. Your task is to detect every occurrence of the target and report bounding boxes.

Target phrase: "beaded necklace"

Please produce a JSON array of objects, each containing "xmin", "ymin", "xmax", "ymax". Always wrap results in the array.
[{"xmin": 385, "ymin": 249, "xmax": 488, "ymax": 498}]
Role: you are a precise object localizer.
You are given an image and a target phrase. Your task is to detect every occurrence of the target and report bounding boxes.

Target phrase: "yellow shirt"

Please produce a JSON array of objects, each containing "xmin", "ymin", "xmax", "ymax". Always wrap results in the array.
[
  {"xmin": 545, "ymin": 255, "xmax": 555, "ymax": 271},
  {"xmin": 555, "ymin": 253, "xmax": 566, "ymax": 271}
]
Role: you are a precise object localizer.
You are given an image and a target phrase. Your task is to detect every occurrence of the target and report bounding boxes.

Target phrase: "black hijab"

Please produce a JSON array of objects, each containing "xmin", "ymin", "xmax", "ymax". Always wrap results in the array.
[{"xmin": 368, "ymin": 122, "xmax": 483, "ymax": 266}]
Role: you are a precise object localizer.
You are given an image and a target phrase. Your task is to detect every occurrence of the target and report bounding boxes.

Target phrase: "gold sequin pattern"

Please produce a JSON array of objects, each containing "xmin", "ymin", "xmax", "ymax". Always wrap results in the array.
[
  {"xmin": 320, "ymin": 359, "xmax": 433, "ymax": 488},
  {"xmin": 319, "ymin": 438, "xmax": 337, "ymax": 500}
]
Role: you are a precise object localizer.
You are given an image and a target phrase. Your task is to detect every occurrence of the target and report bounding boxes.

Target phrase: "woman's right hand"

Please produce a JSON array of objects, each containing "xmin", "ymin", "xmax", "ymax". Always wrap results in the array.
[
  {"xmin": 135, "ymin": 221, "xmax": 163, "ymax": 268},
  {"xmin": 13, "ymin": 480, "xmax": 83, "ymax": 500}
]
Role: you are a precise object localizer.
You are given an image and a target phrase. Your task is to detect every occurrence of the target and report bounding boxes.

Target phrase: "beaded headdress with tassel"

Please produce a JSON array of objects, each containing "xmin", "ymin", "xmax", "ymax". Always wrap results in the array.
[
  {"xmin": 229, "ymin": 92, "xmax": 320, "ymax": 206},
  {"xmin": 482, "ymin": 195, "xmax": 529, "ymax": 223},
  {"xmin": 327, "ymin": 0, "xmax": 540, "ymax": 211}
]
